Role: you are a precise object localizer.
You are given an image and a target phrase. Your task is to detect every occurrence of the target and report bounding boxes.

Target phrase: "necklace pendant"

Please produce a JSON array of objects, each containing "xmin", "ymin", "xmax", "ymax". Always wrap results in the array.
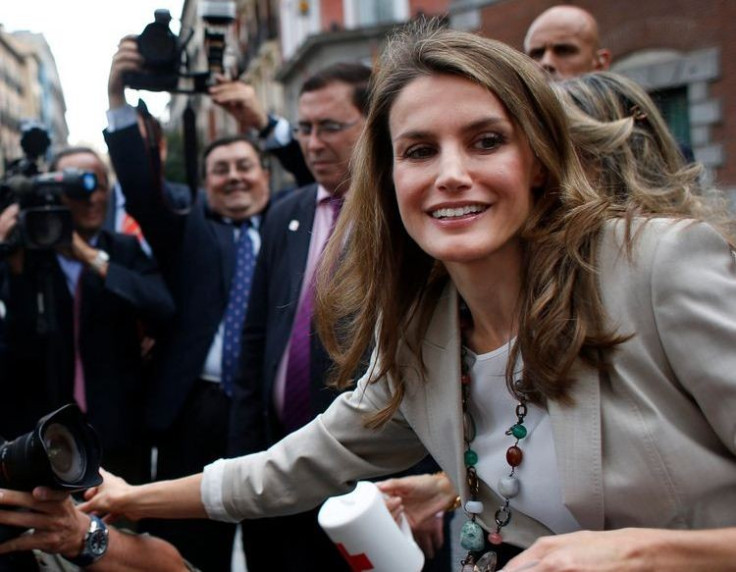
[
  {"xmin": 459, "ymin": 551, "xmax": 498, "ymax": 572},
  {"xmin": 476, "ymin": 551, "xmax": 498, "ymax": 572},
  {"xmin": 460, "ymin": 520, "xmax": 485, "ymax": 551},
  {"xmin": 460, "ymin": 553, "xmax": 476, "ymax": 572}
]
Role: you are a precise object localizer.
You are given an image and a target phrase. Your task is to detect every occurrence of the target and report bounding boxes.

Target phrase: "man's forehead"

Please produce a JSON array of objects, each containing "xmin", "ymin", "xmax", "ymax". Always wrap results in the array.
[
  {"xmin": 206, "ymin": 141, "xmax": 258, "ymax": 164},
  {"xmin": 57, "ymin": 151, "xmax": 102, "ymax": 169},
  {"xmin": 528, "ymin": 22, "xmax": 591, "ymax": 47},
  {"xmin": 298, "ymin": 82, "xmax": 359, "ymax": 119},
  {"xmin": 526, "ymin": 7, "xmax": 598, "ymax": 49}
]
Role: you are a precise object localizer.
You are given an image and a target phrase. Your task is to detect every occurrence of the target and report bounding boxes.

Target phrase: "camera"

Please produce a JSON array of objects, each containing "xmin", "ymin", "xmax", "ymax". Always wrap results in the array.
[
  {"xmin": 0, "ymin": 404, "xmax": 102, "ymax": 546},
  {"xmin": 0, "ymin": 122, "xmax": 97, "ymax": 251},
  {"xmin": 124, "ymin": 1, "xmax": 237, "ymax": 94},
  {"xmin": 0, "ymin": 404, "xmax": 102, "ymax": 492}
]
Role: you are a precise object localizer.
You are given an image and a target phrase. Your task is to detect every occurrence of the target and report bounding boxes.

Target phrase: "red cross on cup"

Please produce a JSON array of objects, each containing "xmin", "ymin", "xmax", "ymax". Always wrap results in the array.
[{"xmin": 336, "ymin": 543, "xmax": 374, "ymax": 571}]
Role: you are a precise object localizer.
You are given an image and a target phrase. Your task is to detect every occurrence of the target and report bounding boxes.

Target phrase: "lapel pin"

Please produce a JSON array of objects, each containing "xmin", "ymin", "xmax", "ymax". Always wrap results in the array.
[{"xmin": 288, "ymin": 220, "xmax": 300, "ymax": 232}]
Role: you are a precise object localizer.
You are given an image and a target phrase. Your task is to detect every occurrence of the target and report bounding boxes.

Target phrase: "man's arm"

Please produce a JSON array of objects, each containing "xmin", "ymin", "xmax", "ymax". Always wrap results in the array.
[
  {"xmin": 0, "ymin": 487, "xmax": 190, "ymax": 572},
  {"xmin": 208, "ymin": 76, "xmax": 314, "ymax": 187},
  {"xmin": 105, "ymin": 37, "xmax": 186, "ymax": 263},
  {"xmin": 100, "ymin": 234, "xmax": 175, "ymax": 329}
]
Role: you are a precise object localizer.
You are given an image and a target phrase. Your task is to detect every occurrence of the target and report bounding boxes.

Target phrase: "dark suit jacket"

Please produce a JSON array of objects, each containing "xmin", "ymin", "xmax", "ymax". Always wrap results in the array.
[
  {"xmin": 229, "ymin": 184, "xmax": 345, "ymax": 455},
  {"xmin": 105, "ymin": 124, "xmax": 253, "ymax": 433},
  {"xmin": 0, "ymin": 231, "xmax": 174, "ymax": 454}
]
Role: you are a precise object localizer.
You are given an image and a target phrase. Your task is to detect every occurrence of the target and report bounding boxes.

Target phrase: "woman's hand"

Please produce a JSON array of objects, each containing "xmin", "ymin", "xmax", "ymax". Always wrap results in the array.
[
  {"xmin": 412, "ymin": 512, "xmax": 445, "ymax": 560},
  {"xmin": 377, "ymin": 472, "xmax": 457, "ymax": 528},
  {"xmin": 79, "ymin": 468, "xmax": 137, "ymax": 523},
  {"xmin": 501, "ymin": 528, "xmax": 736, "ymax": 572}
]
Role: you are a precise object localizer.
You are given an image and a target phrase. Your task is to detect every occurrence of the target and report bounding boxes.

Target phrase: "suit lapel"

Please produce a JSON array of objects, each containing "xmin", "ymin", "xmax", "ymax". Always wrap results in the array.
[
  {"xmin": 411, "ymin": 284, "xmax": 468, "ymax": 502},
  {"xmin": 285, "ymin": 185, "xmax": 318, "ymax": 303},
  {"xmin": 548, "ymin": 362, "xmax": 605, "ymax": 530},
  {"xmin": 418, "ymin": 283, "xmax": 603, "ymax": 536}
]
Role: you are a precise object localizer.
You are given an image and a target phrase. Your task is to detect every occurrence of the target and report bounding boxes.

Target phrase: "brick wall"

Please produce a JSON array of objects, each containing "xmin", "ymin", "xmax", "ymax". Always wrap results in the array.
[{"xmin": 476, "ymin": 0, "xmax": 736, "ymax": 191}]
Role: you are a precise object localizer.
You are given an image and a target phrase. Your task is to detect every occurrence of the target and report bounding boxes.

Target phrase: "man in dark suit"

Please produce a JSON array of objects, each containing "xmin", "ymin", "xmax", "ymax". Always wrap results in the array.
[
  {"xmin": 227, "ymin": 62, "xmax": 371, "ymax": 572},
  {"xmin": 106, "ymin": 40, "xmax": 278, "ymax": 568},
  {"xmin": 104, "ymin": 123, "xmax": 270, "ymax": 570},
  {"xmin": 0, "ymin": 147, "xmax": 174, "ymax": 485}
]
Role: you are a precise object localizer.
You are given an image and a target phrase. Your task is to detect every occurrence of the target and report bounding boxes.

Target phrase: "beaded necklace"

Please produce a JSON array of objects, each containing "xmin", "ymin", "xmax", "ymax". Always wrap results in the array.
[{"xmin": 458, "ymin": 302, "xmax": 528, "ymax": 572}]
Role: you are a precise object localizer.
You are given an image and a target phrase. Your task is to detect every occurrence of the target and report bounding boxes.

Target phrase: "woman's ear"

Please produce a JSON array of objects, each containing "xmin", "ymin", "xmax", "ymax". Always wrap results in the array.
[{"xmin": 531, "ymin": 158, "xmax": 548, "ymax": 190}]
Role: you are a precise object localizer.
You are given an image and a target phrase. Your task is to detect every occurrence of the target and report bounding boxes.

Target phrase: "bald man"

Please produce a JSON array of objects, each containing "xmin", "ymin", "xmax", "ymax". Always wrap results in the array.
[{"xmin": 524, "ymin": 5, "xmax": 611, "ymax": 81}]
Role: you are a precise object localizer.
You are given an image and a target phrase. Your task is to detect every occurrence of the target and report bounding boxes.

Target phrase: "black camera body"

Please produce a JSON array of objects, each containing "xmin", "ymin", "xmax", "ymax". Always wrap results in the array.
[
  {"xmin": 124, "ymin": 2, "xmax": 237, "ymax": 94},
  {"xmin": 0, "ymin": 123, "xmax": 97, "ymax": 251}
]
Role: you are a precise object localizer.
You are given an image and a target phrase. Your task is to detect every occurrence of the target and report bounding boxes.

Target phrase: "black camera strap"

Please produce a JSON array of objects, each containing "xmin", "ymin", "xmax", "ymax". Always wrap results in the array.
[{"xmin": 183, "ymin": 100, "xmax": 198, "ymax": 204}]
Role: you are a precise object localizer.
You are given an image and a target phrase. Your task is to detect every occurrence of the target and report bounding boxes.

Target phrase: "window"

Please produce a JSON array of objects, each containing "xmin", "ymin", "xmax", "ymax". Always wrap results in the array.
[
  {"xmin": 344, "ymin": 0, "xmax": 409, "ymax": 28},
  {"xmin": 650, "ymin": 86, "xmax": 691, "ymax": 148}
]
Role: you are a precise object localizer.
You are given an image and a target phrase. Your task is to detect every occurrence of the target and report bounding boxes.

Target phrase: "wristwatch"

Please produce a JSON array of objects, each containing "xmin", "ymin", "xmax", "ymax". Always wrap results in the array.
[
  {"xmin": 66, "ymin": 514, "xmax": 109, "ymax": 567},
  {"xmin": 90, "ymin": 249, "xmax": 110, "ymax": 274},
  {"xmin": 258, "ymin": 113, "xmax": 279, "ymax": 138}
]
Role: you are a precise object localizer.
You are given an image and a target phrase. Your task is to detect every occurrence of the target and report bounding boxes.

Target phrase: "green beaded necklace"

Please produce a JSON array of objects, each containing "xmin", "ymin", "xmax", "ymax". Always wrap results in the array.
[{"xmin": 458, "ymin": 302, "xmax": 528, "ymax": 572}]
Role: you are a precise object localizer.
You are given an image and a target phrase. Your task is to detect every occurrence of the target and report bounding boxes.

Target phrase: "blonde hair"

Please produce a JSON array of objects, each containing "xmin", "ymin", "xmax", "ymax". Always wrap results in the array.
[
  {"xmin": 316, "ymin": 23, "xmax": 625, "ymax": 426},
  {"xmin": 555, "ymin": 72, "xmax": 734, "ymax": 243}
]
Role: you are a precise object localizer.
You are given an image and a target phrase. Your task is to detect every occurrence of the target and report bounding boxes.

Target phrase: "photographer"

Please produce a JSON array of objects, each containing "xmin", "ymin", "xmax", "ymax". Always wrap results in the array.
[
  {"xmin": 0, "ymin": 147, "xmax": 175, "ymax": 486},
  {"xmin": 0, "ymin": 485, "xmax": 192, "ymax": 571},
  {"xmin": 108, "ymin": 35, "xmax": 313, "ymax": 188}
]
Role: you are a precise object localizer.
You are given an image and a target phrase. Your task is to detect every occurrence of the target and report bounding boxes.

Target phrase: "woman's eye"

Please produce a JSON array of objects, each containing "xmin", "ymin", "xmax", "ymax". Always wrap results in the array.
[
  {"xmin": 475, "ymin": 133, "xmax": 504, "ymax": 150},
  {"xmin": 404, "ymin": 145, "xmax": 435, "ymax": 160}
]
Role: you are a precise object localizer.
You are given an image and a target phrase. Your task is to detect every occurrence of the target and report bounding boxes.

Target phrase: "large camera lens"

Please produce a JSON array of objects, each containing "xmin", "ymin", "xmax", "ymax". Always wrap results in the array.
[
  {"xmin": 0, "ymin": 404, "xmax": 101, "ymax": 492},
  {"xmin": 43, "ymin": 423, "xmax": 87, "ymax": 484},
  {"xmin": 21, "ymin": 207, "xmax": 73, "ymax": 250}
]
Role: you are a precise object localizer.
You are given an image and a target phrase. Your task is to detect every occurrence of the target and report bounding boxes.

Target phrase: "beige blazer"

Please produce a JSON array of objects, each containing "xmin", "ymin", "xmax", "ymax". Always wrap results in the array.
[{"xmin": 207, "ymin": 218, "xmax": 736, "ymax": 548}]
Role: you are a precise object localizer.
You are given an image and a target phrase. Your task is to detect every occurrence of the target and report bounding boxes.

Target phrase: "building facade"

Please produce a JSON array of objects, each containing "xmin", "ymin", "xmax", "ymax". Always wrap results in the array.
[
  {"xmin": 0, "ymin": 26, "xmax": 68, "ymax": 174},
  {"xmin": 169, "ymin": 0, "xmax": 450, "ymax": 166},
  {"xmin": 450, "ymin": 0, "xmax": 736, "ymax": 200}
]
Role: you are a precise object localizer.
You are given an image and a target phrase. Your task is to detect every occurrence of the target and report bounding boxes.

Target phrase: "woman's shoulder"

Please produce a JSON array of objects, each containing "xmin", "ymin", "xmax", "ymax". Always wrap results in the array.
[{"xmin": 600, "ymin": 216, "xmax": 729, "ymax": 259}]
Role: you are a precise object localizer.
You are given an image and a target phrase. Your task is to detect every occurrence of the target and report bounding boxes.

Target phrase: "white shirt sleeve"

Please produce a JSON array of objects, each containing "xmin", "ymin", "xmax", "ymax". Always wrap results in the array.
[
  {"xmin": 106, "ymin": 104, "xmax": 138, "ymax": 132},
  {"xmin": 201, "ymin": 458, "xmax": 240, "ymax": 523}
]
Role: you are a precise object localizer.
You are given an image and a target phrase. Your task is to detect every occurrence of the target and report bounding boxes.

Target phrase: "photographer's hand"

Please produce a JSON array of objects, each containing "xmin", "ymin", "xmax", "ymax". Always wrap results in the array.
[
  {"xmin": 209, "ymin": 74, "xmax": 269, "ymax": 132},
  {"xmin": 0, "ymin": 487, "xmax": 88, "ymax": 559},
  {"xmin": 109, "ymin": 36, "xmax": 144, "ymax": 109},
  {"xmin": 57, "ymin": 232, "xmax": 109, "ymax": 278},
  {"xmin": 0, "ymin": 204, "xmax": 24, "ymax": 273},
  {"xmin": 0, "ymin": 204, "xmax": 19, "ymax": 243}
]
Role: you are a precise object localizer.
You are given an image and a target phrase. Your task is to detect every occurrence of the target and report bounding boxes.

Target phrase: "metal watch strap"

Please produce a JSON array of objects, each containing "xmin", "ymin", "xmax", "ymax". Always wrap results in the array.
[{"xmin": 90, "ymin": 249, "xmax": 110, "ymax": 273}]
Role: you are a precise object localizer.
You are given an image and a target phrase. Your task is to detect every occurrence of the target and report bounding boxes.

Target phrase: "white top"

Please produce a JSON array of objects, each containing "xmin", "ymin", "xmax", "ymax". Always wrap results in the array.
[{"xmin": 467, "ymin": 343, "xmax": 581, "ymax": 534}]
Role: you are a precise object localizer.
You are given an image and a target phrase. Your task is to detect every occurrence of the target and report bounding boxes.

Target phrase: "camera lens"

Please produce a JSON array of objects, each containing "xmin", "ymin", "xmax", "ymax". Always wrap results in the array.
[
  {"xmin": 42, "ymin": 423, "xmax": 87, "ymax": 484},
  {"xmin": 23, "ymin": 208, "xmax": 70, "ymax": 249}
]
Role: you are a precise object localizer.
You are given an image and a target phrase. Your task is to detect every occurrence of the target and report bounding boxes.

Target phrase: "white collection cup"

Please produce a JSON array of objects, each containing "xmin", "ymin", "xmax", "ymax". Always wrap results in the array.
[{"xmin": 318, "ymin": 481, "xmax": 425, "ymax": 572}]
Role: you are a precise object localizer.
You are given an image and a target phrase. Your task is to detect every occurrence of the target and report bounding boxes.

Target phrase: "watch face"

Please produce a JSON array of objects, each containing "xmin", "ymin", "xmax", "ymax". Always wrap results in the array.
[{"xmin": 89, "ymin": 529, "xmax": 108, "ymax": 556}]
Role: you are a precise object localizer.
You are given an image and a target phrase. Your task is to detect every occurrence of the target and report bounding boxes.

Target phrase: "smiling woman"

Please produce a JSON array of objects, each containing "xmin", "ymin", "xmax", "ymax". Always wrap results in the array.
[
  {"xmin": 80, "ymin": 21, "xmax": 736, "ymax": 572},
  {"xmin": 390, "ymin": 74, "xmax": 544, "ymax": 271}
]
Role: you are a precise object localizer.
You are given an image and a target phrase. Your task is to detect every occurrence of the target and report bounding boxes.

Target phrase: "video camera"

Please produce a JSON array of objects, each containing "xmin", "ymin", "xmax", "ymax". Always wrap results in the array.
[
  {"xmin": 124, "ymin": 1, "xmax": 237, "ymax": 94},
  {"xmin": 0, "ymin": 122, "xmax": 97, "ymax": 251},
  {"xmin": 0, "ymin": 404, "xmax": 102, "ymax": 546}
]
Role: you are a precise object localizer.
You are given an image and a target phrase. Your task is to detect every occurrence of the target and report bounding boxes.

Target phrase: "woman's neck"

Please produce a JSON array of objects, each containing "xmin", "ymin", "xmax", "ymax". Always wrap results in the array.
[{"xmin": 447, "ymin": 244, "xmax": 523, "ymax": 354}]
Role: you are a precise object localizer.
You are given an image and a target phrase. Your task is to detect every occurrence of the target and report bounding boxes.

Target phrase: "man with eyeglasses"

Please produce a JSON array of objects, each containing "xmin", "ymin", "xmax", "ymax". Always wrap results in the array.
[{"xmin": 227, "ymin": 62, "xmax": 371, "ymax": 572}]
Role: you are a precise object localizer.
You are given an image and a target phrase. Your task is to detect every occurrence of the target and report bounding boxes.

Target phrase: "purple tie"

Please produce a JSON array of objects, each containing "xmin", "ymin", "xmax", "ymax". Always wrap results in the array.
[{"xmin": 282, "ymin": 196, "xmax": 342, "ymax": 432}]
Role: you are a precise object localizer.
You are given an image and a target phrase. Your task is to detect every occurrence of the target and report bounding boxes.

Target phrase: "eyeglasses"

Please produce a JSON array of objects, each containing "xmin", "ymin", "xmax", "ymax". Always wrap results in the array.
[{"xmin": 293, "ymin": 119, "xmax": 359, "ymax": 139}]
